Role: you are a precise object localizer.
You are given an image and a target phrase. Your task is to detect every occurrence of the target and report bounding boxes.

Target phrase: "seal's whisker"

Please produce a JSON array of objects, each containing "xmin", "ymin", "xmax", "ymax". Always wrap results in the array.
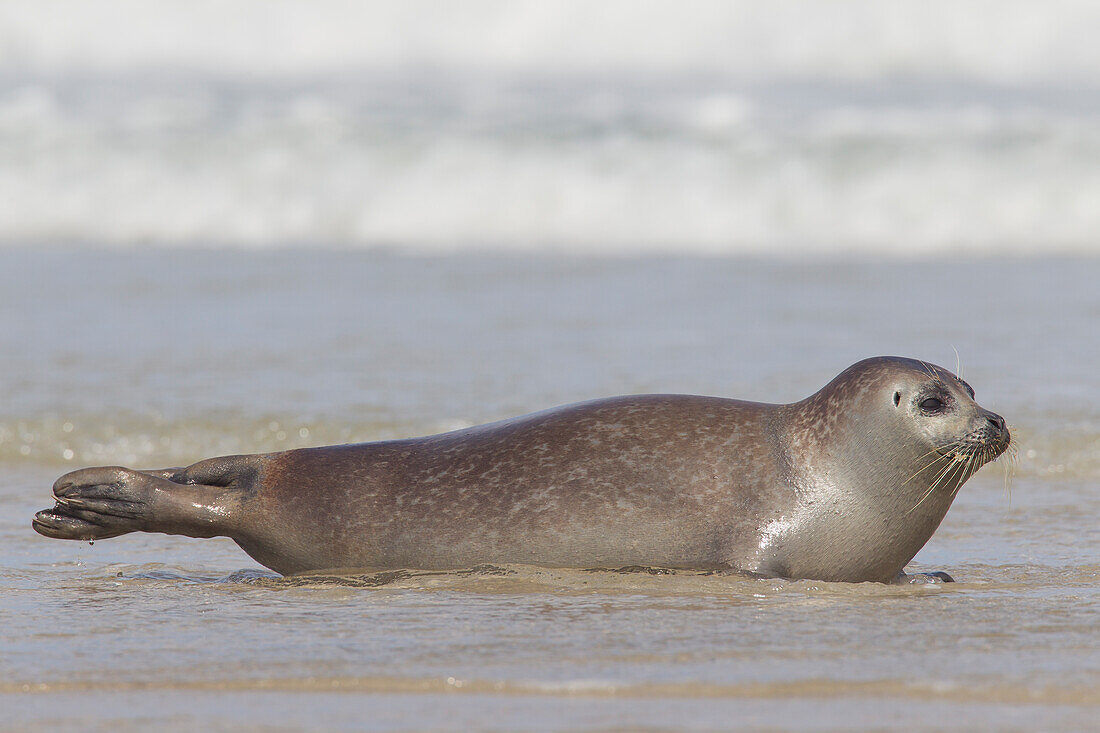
[
  {"xmin": 901, "ymin": 458, "xmax": 944, "ymax": 487},
  {"xmin": 998, "ymin": 438, "xmax": 1018, "ymax": 502},
  {"xmin": 901, "ymin": 444, "xmax": 958, "ymax": 486},
  {"xmin": 908, "ymin": 451, "xmax": 965, "ymax": 513},
  {"xmin": 950, "ymin": 451, "xmax": 980, "ymax": 500},
  {"xmin": 908, "ymin": 466, "xmax": 950, "ymax": 513},
  {"xmin": 922, "ymin": 443, "xmax": 980, "ymax": 510},
  {"xmin": 941, "ymin": 454, "xmax": 970, "ymax": 494},
  {"xmin": 905, "ymin": 459, "xmax": 949, "ymax": 504},
  {"xmin": 928, "ymin": 454, "xmax": 962, "ymax": 489},
  {"xmin": 946, "ymin": 457, "xmax": 972, "ymax": 497},
  {"xmin": 922, "ymin": 457, "xmax": 957, "ymax": 494},
  {"xmin": 936, "ymin": 455, "xmax": 972, "ymax": 506}
]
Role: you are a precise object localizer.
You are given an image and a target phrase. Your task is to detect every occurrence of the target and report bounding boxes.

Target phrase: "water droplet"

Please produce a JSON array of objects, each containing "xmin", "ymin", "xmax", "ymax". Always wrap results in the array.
[{"xmin": 62, "ymin": 448, "xmax": 74, "ymax": 460}]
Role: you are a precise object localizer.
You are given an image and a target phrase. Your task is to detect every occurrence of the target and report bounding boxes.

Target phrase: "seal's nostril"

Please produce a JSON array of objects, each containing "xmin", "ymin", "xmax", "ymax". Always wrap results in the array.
[{"xmin": 987, "ymin": 414, "xmax": 1005, "ymax": 431}]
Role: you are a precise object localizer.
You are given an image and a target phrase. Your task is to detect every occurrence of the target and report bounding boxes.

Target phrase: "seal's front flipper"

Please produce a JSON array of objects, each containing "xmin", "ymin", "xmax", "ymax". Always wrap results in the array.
[
  {"xmin": 894, "ymin": 570, "xmax": 955, "ymax": 584},
  {"xmin": 32, "ymin": 466, "xmax": 236, "ymax": 541}
]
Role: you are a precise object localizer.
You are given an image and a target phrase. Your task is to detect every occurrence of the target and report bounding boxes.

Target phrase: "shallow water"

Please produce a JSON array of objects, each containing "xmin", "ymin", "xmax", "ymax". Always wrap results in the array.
[{"xmin": 2, "ymin": 250, "xmax": 1098, "ymax": 731}]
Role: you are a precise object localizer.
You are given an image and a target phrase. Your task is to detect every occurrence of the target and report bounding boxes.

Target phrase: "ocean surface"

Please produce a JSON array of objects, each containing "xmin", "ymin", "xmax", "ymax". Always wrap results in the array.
[
  {"xmin": 2, "ymin": 3, "xmax": 1100, "ymax": 731},
  {"xmin": 2, "ymin": 251, "xmax": 1098, "ymax": 731}
]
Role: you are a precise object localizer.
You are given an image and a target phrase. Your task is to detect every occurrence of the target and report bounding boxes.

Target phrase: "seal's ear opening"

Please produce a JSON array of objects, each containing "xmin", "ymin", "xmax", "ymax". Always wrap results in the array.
[{"xmin": 893, "ymin": 391, "xmax": 901, "ymax": 407}]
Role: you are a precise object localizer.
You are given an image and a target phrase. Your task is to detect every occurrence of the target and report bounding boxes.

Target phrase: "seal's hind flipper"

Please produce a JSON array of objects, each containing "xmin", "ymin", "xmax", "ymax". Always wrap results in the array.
[
  {"xmin": 31, "ymin": 506, "xmax": 130, "ymax": 540},
  {"xmin": 32, "ymin": 466, "xmax": 237, "ymax": 541}
]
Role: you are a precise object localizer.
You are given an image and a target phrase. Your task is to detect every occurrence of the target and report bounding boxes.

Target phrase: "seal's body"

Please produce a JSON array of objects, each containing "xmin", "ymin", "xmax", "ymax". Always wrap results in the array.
[{"xmin": 33, "ymin": 357, "xmax": 1010, "ymax": 582}]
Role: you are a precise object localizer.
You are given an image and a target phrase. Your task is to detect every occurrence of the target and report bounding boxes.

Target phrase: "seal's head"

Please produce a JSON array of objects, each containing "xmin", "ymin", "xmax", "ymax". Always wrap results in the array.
[
  {"xmin": 887, "ymin": 358, "xmax": 1011, "ymax": 473},
  {"xmin": 799, "ymin": 356, "xmax": 1011, "ymax": 481},
  {"xmin": 771, "ymin": 356, "xmax": 1012, "ymax": 582}
]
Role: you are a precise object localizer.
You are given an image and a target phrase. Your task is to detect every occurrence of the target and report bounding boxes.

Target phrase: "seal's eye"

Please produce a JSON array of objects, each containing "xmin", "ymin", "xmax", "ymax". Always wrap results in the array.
[{"xmin": 920, "ymin": 397, "xmax": 944, "ymax": 412}]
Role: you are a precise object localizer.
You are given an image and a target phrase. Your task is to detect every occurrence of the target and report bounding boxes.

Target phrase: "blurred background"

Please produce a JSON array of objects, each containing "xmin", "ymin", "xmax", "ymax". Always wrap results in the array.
[
  {"xmin": 1, "ymin": 0, "xmax": 1097, "ymax": 463},
  {"xmin": 2, "ymin": 0, "xmax": 1099, "ymax": 255}
]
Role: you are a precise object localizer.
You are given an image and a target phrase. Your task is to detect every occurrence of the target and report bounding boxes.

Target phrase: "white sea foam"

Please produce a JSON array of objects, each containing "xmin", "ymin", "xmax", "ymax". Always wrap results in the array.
[
  {"xmin": 1, "ymin": 2, "xmax": 1098, "ymax": 255},
  {"xmin": 4, "ymin": 1, "xmax": 1099, "ymax": 82}
]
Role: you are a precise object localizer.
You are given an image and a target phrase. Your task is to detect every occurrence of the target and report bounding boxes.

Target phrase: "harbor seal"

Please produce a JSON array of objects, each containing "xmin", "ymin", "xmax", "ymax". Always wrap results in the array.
[{"xmin": 32, "ymin": 357, "xmax": 1009, "ymax": 583}]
